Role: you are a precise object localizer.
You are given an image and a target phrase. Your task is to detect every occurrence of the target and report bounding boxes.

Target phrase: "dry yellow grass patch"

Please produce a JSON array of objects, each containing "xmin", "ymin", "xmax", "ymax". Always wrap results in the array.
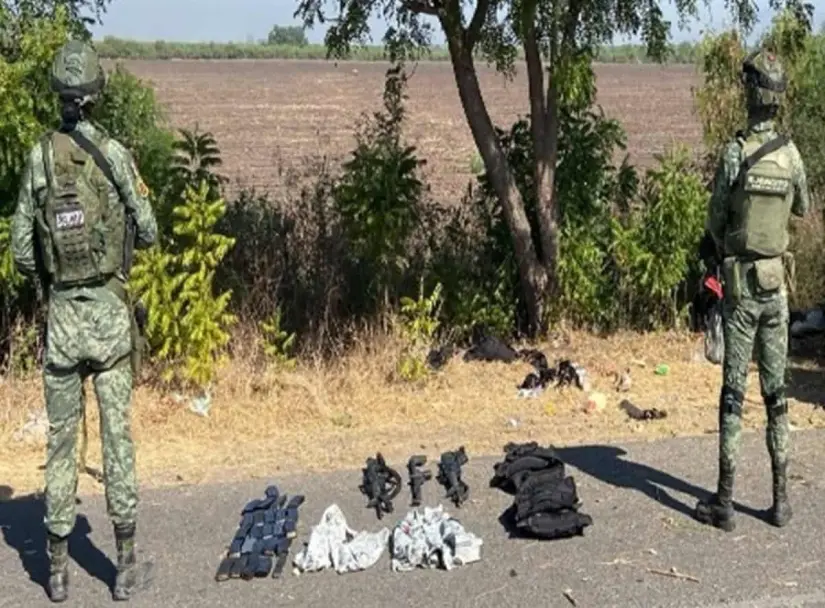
[{"xmin": 2, "ymin": 329, "xmax": 825, "ymax": 497}]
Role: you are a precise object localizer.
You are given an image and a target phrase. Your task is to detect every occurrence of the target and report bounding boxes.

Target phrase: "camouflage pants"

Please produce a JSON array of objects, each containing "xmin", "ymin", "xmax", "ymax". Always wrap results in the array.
[
  {"xmin": 718, "ymin": 277, "xmax": 789, "ymax": 499},
  {"xmin": 43, "ymin": 356, "xmax": 137, "ymax": 538}
]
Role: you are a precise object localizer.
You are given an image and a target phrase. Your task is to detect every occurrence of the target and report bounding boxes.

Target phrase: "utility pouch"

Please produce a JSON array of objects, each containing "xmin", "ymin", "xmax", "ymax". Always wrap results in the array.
[
  {"xmin": 753, "ymin": 257, "xmax": 784, "ymax": 293},
  {"xmin": 721, "ymin": 257, "xmax": 742, "ymax": 304}
]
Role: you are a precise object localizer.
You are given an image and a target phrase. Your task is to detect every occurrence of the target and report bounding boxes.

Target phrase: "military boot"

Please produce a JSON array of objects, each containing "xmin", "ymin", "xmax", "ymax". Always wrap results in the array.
[
  {"xmin": 694, "ymin": 470, "xmax": 735, "ymax": 532},
  {"xmin": 112, "ymin": 524, "xmax": 138, "ymax": 601},
  {"xmin": 46, "ymin": 532, "xmax": 69, "ymax": 603},
  {"xmin": 769, "ymin": 462, "xmax": 792, "ymax": 527}
]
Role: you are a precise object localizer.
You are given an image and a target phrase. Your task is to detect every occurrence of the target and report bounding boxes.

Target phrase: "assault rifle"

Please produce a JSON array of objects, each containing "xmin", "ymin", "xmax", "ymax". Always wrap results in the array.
[
  {"xmin": 437, "ymin": 446, "xmax": 470, "ymax": 507},
  {"xmin": 359, "ymin": 453, "xmax": 402, "ymax": 519},
  {"xmin": 407, "ymin": 455, "xmax": 432, "ymax": 507}
]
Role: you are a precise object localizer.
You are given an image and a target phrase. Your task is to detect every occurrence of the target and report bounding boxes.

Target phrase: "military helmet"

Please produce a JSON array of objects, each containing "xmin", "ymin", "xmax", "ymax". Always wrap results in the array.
[
  {"xmin": 50, "ymin": 40, "xmax": 105, "ymax": 102},
  {"xmin": 741, "ymin": 48, "xmax": 786, "ymax": 112}
]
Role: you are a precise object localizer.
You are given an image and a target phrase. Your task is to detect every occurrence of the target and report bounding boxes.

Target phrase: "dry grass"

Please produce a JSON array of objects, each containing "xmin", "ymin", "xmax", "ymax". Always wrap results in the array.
[{"xmin": 3, "ymin": 329, "xmax": 825, "ymax": 496}]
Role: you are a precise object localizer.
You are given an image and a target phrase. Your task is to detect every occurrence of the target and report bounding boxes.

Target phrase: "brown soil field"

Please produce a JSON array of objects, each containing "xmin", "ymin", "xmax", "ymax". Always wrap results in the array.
[{"xmin": 108, "ymin": 59, "xmax": 704, "ymax": 202}]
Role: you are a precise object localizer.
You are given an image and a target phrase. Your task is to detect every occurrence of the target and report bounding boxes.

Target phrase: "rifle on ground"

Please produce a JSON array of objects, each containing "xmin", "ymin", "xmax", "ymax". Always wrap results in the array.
[
  {"xmin": 437, "ymin": 446, "xmax": 470, "ymax": 507},
  {"xmin": 359, "ymin": 453, "xmax": 402, "ymax": 519},
  {"xmin": 407, "ymin": 455, "xmax": 432, "ymax": 507}
]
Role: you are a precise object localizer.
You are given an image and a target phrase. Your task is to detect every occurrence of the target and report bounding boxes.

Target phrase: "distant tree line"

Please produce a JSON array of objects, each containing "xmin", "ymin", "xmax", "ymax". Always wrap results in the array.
[{"xmin": 93, "ymin": 34, "xmax": 699, "ymax": 63}]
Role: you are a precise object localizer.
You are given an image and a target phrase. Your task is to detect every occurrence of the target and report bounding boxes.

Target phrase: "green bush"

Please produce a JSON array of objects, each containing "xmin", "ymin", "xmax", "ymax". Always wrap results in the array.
[
  {"xmin": 130, "ymin": 180, "xmax": 237, "ymax": 389},
  {"xmin": 333, "ymin": 63, "xmax": 428, "ymax": 319},
  {"xmin": 613, "ymin": 146, "xmax": 708, "ymax": 328}
]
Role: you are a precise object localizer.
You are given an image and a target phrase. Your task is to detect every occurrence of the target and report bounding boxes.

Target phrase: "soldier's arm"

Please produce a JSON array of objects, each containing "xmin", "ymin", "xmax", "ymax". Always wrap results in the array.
[
  {"xmin": 787, "ymin": 142, "xmax": 810, "ymax": 218},
  {"xmin": 705, "ymin": 143, "xmax": 739, "ymax": 256},
  {"xmin": 10, "ymin": 148, "xmax": 41, "ymax": 277},
  {"xmin": 107, "ymin": 139, "xmax": 158, "ymax": 248}
]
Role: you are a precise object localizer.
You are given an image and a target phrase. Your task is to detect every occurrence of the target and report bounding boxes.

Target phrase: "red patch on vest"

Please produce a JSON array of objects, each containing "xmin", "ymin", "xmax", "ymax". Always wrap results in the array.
[{"xmin": 704, "ymin": 276, "xmax": 723, "ymax": 300}]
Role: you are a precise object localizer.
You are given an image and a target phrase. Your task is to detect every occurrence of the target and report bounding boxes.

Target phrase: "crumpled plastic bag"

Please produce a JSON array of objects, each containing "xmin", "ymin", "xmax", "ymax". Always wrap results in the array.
[
  {"xmin": 704, "ymin": 301, "xmax": 724, "ymax": 365},
  {"xmin": 293, "ymin": 504, "xmax": 389, "ymax": 574},
  {"xmin": 390, "ymin": 505, "xmax": 482, "ymax": 572}
]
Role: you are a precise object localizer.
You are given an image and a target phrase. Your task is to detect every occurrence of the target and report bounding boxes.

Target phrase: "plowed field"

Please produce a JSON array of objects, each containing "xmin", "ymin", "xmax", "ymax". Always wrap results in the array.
[{"xmin": 110, "ymin": 59, "xmax": 703, "ymax": 201}]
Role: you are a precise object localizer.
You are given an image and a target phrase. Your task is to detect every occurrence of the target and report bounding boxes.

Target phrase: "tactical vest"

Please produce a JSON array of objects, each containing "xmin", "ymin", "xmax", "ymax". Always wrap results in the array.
[
  {"xmin": 35, "ymin": 130, "xmax": 125, "ymax": 287},
  {"xmin": 724, "ymin": 132, "xmax": 794, "ymax": 259}
]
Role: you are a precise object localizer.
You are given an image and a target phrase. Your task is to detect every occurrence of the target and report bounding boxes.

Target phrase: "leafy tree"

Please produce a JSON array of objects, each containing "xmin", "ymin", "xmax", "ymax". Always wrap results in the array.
[
  {"xmin": 1, "ymin": 0, "xmax": 111, "ymax": 56},
  {"xmin": 267, "ymin": 24, "xmax": 308, "ymax": 46},
  {"xmin": 294, "ymin": 0, "xmax": 781, "ymax": 335}
]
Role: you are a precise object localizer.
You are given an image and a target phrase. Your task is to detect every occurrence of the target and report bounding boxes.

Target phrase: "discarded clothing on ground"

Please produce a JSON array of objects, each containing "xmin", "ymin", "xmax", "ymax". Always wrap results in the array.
[
  {"xmin": 390, "ymin": 505, "xmax": 482, "ymax": 571},
  {"xmin": 490, "ymin": 442, "xmax": 592, "ymax": 540},
  {"xmin": 426, "ymin": 344, "xmax": 455, "ymax": 370},
  {"xmin": 620, "ymin": 399, "xmax": 667, "ymax": 421},
  {"xmin": 293, "ymin": 504, "xmax": 389, "ymax": 574},
  {"xmin": 462, "ymin": 329, "xmax": 520, "ymax": 363},
  {"xmin": 214, "ymin": 485, "xmax": 304, "ymax": 582},
  {"xmin": 517, "ymin": 357, "xmax": 590, "ymax": 398}
]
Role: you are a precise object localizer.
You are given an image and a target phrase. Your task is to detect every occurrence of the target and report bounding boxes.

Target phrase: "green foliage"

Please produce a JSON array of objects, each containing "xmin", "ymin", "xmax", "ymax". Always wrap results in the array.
[
  {"xmin": 130, "ymin": 180, "xmax": 237, "ymax": 389},
  {"xmin": 613, "ymin": 146, "xmax": 708, "ymax": 328},
  {"xmin": 465, "ymin": 70, "xmax": 638, "ymax": 331},
  {"xmin": 333, "ymin": 63, "xmax": 427, "ymax": 316},
  {"xmin": 170, "ymin": 126, "xmax": 226, "ymax": 199},
  {"xmin": 396, "ymin": 281, "xmax": 442, "ymax": 383},
  {"xmin": 92, "ymin": 36, "xmax": 701, "ymax": 63},
  {"xmin": 440, "ymin": 79, "xmax": 707, "ymax": 333},
  {"xmin": 258, "ymin": 307, "xmax": 297, "ymax": 369},
  {"xmin": 0, "ymin": 5, "xmax": 69, "ymax": 209},
  {"xmin": 267, "ymin": 25, "xmax": 308, "ymax": 46},
  {"xmin": 692, "ymin": 30, "xmax": 747, "ymax": 165}
]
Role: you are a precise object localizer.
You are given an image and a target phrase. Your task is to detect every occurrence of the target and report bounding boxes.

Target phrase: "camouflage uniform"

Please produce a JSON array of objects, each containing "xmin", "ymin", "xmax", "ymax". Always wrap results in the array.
[
  {"xmin": 695, "ymin": 49, "xmax": 810, "ymax": 532},
  {"xmin": 10, "ymin": 40, "xmax": 157, "ymax": 602}
]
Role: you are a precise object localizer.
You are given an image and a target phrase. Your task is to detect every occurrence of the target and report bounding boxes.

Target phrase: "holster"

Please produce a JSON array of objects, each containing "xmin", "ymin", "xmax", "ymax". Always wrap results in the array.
[{"xmin": 721, "ymin": 257, "xmax": 742, "ymax": 305}]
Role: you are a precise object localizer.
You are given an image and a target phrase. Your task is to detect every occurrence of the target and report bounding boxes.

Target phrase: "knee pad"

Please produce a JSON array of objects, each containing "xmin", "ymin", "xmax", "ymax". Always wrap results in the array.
[
  {"xmin": 720, "ymin": 385, "xmax": 744, "ymax": 416},
  {"xmin": 765, "ymin": 389, "xmax": 788, "ymax": 417}
]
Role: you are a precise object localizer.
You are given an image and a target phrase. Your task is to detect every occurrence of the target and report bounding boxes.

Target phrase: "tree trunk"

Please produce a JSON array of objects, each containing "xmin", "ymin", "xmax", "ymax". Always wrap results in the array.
[
  {"xmin": 445, "ymin": 36, "xmax": 547, "ymax": 336},
  {"xmin": 523, "ymin": 16, "xmax": 561, "ymax": 296}
]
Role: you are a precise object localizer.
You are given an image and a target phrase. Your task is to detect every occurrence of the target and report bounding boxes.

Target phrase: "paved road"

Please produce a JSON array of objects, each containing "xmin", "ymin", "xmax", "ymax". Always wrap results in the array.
[{"xmin": 3, "ymin": 429, "xmax": 825, "ymax": 607}]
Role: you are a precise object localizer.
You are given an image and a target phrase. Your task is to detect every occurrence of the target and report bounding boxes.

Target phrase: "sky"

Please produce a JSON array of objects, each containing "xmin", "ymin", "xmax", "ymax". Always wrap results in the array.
[{"xmin": 88, "ymin": 0, "xmax": 821, "ymax": 45}]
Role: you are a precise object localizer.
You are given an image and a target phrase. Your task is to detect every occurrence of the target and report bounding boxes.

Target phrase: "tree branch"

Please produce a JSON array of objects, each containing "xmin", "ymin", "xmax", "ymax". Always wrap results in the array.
[
  {"xmin": 465, "ymin": 0, "xmax": 490, "ymax": 48},
  {"xmin": 402, "ymin": 0, "xmax": 441, "ymax": 15}
]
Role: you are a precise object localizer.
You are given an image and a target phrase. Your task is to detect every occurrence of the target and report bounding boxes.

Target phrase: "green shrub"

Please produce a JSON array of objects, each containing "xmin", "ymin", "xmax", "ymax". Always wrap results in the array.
[
  {"xmin": 130, "ymin": 180, "xmax": 237, "ymax": 389},
  {"xmin": 332, "ymin": 63, "xmax": 429, "ymax": 319},
  {"xmin": 613, "ymin": 146, "xmax": 708, "ymax": 328}
]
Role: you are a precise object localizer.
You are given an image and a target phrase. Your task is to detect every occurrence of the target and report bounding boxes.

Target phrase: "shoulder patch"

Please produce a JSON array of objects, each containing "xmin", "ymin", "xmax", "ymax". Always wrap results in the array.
[{"xmin": 137, "ymin": 176, "xmax": 149, "ymax": 198}]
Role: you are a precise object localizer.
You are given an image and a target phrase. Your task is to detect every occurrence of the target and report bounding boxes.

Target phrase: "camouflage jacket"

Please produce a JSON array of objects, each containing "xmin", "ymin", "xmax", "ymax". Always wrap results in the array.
[
  {"xmin": 11, "ymin": 119, "xmax": 158, "ymax": 283},
  {"xmin": 11, "ymin": 120, "xmax": 159, "ymax": 369},
  {"xmin": 706, "ymin": 119, "xmax": 810, "ymax": 258}
]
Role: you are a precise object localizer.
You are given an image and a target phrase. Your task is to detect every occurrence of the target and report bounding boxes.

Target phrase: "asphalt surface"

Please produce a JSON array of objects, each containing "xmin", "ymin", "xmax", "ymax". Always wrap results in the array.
[{"xmin": 3, "ymin": 429, "xmax": 825, "ymax": 608}]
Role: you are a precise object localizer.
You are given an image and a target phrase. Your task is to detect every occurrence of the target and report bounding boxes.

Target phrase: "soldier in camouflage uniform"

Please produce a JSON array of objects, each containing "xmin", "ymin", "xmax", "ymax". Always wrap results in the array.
[
  {"xmin": 10, "ymin": 40, "xmax": 157, "ymax": 601},
  {"xmin": 695, "ymin": 48, "xmax": 810, "ymax": 532}
]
